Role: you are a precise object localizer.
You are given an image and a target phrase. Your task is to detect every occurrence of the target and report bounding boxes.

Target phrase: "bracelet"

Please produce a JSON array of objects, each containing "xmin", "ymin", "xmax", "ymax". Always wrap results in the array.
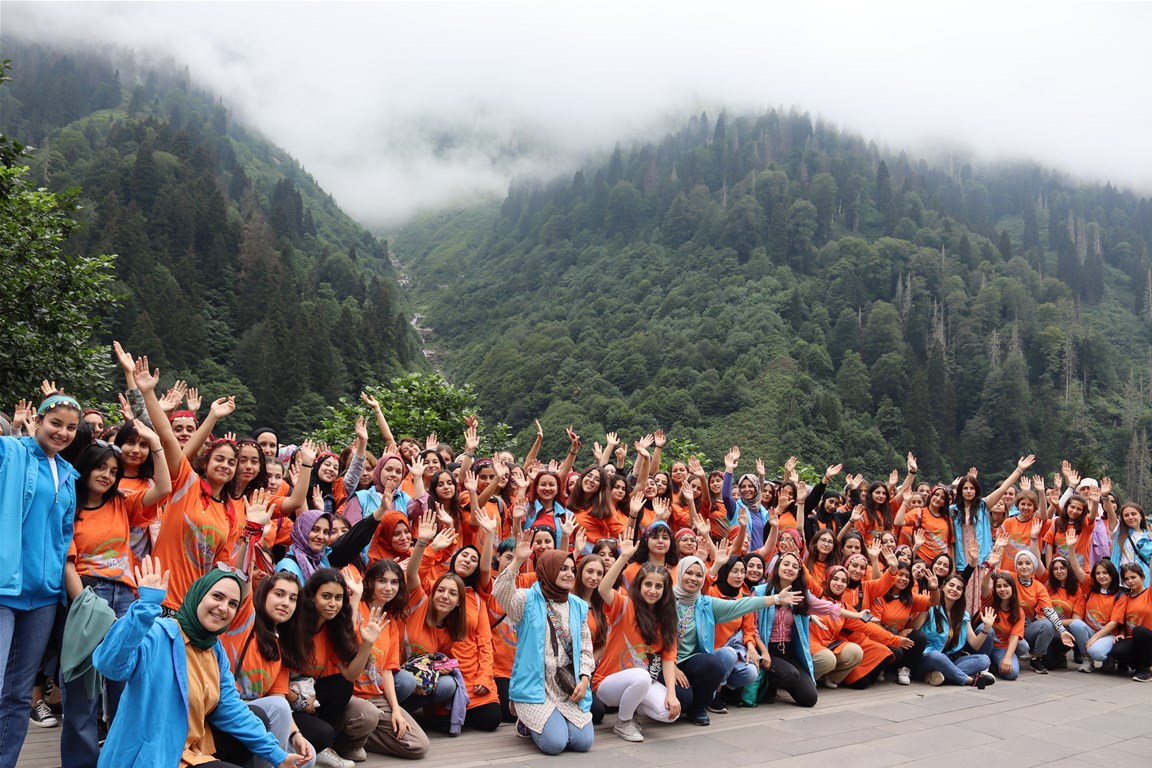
[
  {"xmin": 289, "ymin": 730, "xmax": 300, "ymax": 741},
  {"xmin": 153, "ymin": 447, "xmax": 164, "ymax": 453},
  {"xmin": 302, "ymin": 463, "xmax": 314, "ymax": 468},
  {"xmin": 416, "ymin": 539, "xmax": 430, "ymax": 547}
]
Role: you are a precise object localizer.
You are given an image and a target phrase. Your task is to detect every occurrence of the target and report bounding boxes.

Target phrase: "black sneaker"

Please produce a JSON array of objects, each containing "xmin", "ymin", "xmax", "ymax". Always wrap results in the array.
[
  {"xmin": 30, "ymin": 700, "xmax": 58, "ymax": 728},
  {"xmin": 1029, "ymin": 658, "xmax": 1049, "ymax": 675},
  {"xmin": 1132, "ymin": 668, "xmax": 1152, "ymax": 683},
  {"xmin": 706, "ymin": 695, "xmax": 728, "ymax": 714},
  {"xmin": 972, "ymin": 671, "xmax": 996, "ymax": 690}
]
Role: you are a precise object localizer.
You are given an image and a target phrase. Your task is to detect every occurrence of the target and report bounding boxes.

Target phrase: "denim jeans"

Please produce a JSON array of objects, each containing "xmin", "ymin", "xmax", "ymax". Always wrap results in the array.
[
  {"xmin": 1023, "ymin": 617, "xmax": 1054, "ymax": 657},
  {"xmin": 981, "ymin": 632, "xmax": 1028, "ymax": 680},
  {"xmin": 0, "ymin": 603, "xmax": 59, "ymax": 768},
  {"xmin": 1064, "ymin": 619, "xmax": 1114, "ymax": 661},
  {"xmin": 394, "ymin": 669, "xmax": 455, "ymax": 712},
  {"xmin": 530, "ymin": 709, "xmax": 593, "ymax": 756},
  {"xmin": 250, "ymin": 696, "xmax": 316, "ymax": 768},
  {"xmin": 60, "ymin": 581, "xmax": 136, "ymax": 768},
  {"xmin": 914, "ymin": 651, "xmax": 990, "ymax": 686},
  {"xmin": 715, "ymin": 644, "xmax": 760, "ymax": 689}
]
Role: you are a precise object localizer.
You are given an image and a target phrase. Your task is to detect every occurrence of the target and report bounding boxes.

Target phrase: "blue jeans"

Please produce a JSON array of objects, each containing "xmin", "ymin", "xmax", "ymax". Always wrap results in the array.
[
  {"xmin": 60, "ymin": 581, "xmax": 136, "ymax": 768},
  {"xmin": 0, "ymin": 603, "xmax": 59, "ymax": 768},
  {"xmin": 1064, "ymin": 619, "xmax": 1114, "ymax": 661},
  {"xmin": 1023, "ymin": 617, "xmax": 1054, "ymax": 657},
  {"xmin": 250, "ymin": 696, "xmax": 316, "ymax": 768},
  {"xmin": 982, "ymin": 633, "xmax": 1028, "ymax": 680},
  {"xmin": 914, "ymin": 651, "xmax": 990, "ymax": 686},
  {"xmin": 714, "ymin": 644, "xmax": 759, "ymax": 689},
  {"xmin": 394, "ymin": 670, "xmax": 455, "ymax": 712},
  {"xmin": 530, "ymin": 709, "xmax": 593, "ymax": 756}
]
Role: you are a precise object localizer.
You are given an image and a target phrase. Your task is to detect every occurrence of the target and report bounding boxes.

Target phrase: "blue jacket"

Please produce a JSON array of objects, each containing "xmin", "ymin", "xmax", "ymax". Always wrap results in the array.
[
  {"xmin": 509, "ymin": 583, "xmax": 591, "ymax": 711},
  {"xmin": 275, "ymin": 546, "xmax": 331, "ymax": 582},
  {"xmin": 1112, "ymin": 528, "xmax": 1152, "ymax": 586},
  {"xmin": 921, "ymin": 606, "xmax": 971, "ymax": 655},
  {"xmin": 752, "ymin": 584, "xmax": 814, "ymax": 679},
  {"xmin": 0, "ymin": 436, "xmax": 77, "ymax": 607},
  {"xmin": 93, "ymin": 586, "xmax": 288, "ymax": 768},
  {"xmin": 524, "ymin": 501, "xmax": 572, "ymax": 545},
  {"xmin": 950, "ymin": 500, "xmax": 992, "ymax": 571}
]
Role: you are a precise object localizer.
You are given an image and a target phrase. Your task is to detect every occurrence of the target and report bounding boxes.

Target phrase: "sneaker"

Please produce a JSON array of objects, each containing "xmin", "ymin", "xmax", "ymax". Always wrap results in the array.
[
  {"xmin": 30, "ymin": 700, "xmax": 58, "ymax": 728},
  {"xmin": 1132, "ymin": 668, "xmax": 1152, "ymax": 683},
  {"xmin": 821, "ymin": 677, "xmax": 839, "ymax": 689},
  {"xmin": 972, "ymin": 671, "xmax": 996, "ymax": 690},
  {"xmin": 1079, "ymin": 660, "xmax": 1094, "ymax": 673},
  {"xmin": 316, "ymin": 748, "xmax": 355, "ymax": 768},
  {"xmin": 926, "ymin": 671, "xmax": 945, "ymax": 687},
  {"xmin": 706, "ymin": 695, "xmax": 728, "ymax": 714},
  {"xmin": 516, "ymin": 720, "xmax": 531, "ymax": 739},
  {"xmin": 1072, "ymin": 651, "xmax": 1084, "ymax": 664},
  {"xmin": 338, "ymin": 747, "xmax": 367, "ymax": 763},
  {"xmin": 689, "ymin": 710, "xmax": 710, "ymax": 726},
  {"xmin": 612, "ymin": 717, "xmax": 644, "ymax": 742},
  {"xmin": 896, "ymin": 667, "xmax": 911, "ymax": 686},
  {"xmin": 876, "ymin": 671, "xmax": 886, "ymax": 683},
  {"xmin": 1029, "ymin": 658, "xmax": 1049, "ymax": 675}
]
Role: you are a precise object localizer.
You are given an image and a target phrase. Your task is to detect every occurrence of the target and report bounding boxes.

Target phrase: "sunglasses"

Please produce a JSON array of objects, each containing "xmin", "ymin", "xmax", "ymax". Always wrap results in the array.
[
  {"xmin": 93, "ymin": 439, "xmax": 122, "ymax": 456},
  {"xmin": 215, "ymin": 561, "xmax": 249, "ymax": 583}
]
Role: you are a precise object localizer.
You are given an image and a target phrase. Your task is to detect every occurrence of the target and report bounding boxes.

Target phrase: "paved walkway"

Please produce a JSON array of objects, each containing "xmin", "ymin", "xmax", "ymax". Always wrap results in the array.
[{"xmin": 17, "ymin": 667, "xmax": 1150, "ymax": 767}]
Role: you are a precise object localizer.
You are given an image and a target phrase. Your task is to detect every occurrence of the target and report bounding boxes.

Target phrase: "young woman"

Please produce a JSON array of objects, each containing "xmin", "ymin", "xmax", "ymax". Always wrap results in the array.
[
  {"xmin": 1114, "ymin": 563, "xmax": 1152, "ymax": 681},
  {"xmin": 289, "ymin": 568, "xmax": 389, "ymax": 763},
  {"xmin": 574, "ymin": 556, "xmax": 610, "ymax": 659},
  {"xmin": 487, "ymin": 538, "xmax": 520, "ymax": 723},
  {"xmin": 112, "ymin": 419, "xmax": 164, "ymax": 561},
  {"xmin": 493, "ymin": 535, "xmax": 595, "ymax": 756},
  {"xmin": 808, "ymin": 567, "xmax": 883, "ymax": 689},
  {"xmin": 1043, "ymin": 492, "xmax": 1097, "ymax": 572},
  {"xmin": 917, "ymin": 573, "xmax": 996, "ymax": 688},
  {"xmin": 367, "ymin": 511, "xmax": 417, "ymax": 569},
  {"xmin": 994, "ymin": 549, "xmax": 1075, "ymax": 674},
  {"xmin": 594, "ymin": 541, "xmax": 681, "ymax": 743},
  {"xmin": 707, "ymin": 556, "xmax": 763, "ymax": 707},
  {"xmin": 347, "ymin": 560, "xmax": 430, "ymax": 759},
  {"xmin": 94, "ymin": 558, "xmax": 311, "ymax": 767},
  {"xmin": 721, "ymin": 447, "xmax": 772, "ymax": 551},
  {"xmin": 952, "ymin": 457, "xmax": 1035, "ymax": 577},
  {"xmin": 1111, "ymin": 501, "xmax": 1151, "ymax": 587},
  {"xmin": 995, "ymin": 489, "xmax": 1046, "ymax": 574},
  {"xmin": 60, "ymin": 425, "xmax": 173, "ymax": 767},
  {"xmin": 854, "ymin": 481, "xmax": 896, "ymax": 542},
  {"xmin": 347, "ymin": 454, "xmax": 411, "ymax": 526},
  {"xmin": 742, "ymin": 552, "xmax": 767, "ymax": 590},
  {"xmin": 1070, "ymin": 559, "xmax": 1125, "ymax": 671},
  {"xmin": 0, "ymin": 393, "xmax": 81, "ymax": 767},
  {"xmin": 523, "ymin": 470, "xmax": 571, "ymax": 544},
  {"xmin": 1043, "ymin": 555, "xmax": 1085, "ymax": 668},
  {"xmin": 221, "ymin": 571, "xmax": 346, "ymax": 768},
  {"xmin": 895, "ymin": 485, "xmax": 953, "ymax": 564},
  {"xmin": 569, "ymin": 465, "xmax": 623, "ymax": 546},
  {"xmin": 981, "ymin": 573, "xmax": 1026, "ymax": 680},
  {"xmin": 748, "ymin": 552, "xmax": 841, "ymax": 707},
  {"xmin": 805, "ymin": 529, "xmax": 840, "ymax": 592},
  {"xmin": 623, "ymin": 519, "xmax": 678, "ymax": 587},
  {"xmin": 870, "ymin": 562, "xmax": 933, "ymax": 686}
]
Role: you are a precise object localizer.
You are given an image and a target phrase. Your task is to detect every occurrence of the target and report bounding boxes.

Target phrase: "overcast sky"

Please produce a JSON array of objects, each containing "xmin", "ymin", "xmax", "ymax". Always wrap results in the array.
[{"xmin": 4, "ymin": 1, "xmax": 1151, "ymax": 228}]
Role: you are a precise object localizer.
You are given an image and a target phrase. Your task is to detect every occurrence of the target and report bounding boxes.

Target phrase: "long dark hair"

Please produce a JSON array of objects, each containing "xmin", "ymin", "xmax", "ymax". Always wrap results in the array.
[
  {"xmin": 576, "ymin": 555, "xmax": 609, "ymax": 648},
  {"xmin": 74, "ymin": 441, "xmax": 125, "ymax": 515},
  {"xmin": 232, "ymin": 438, "xmax": 269, "ymax": 499},
  {"xmin": 768, "ymin": 552, "xmax": 810, "ymax": 615},
  {"xmin": 113, "ymin": 420, "xmax": 155, "ymax": 480},
  {"xmin": 806, "ymin": 529, "xmax": 840, "ymax": 571},
  {"xmin": 363, "ymin": 559, "xmax": 408, "ymax": 620},
  {"xmin": 953, "ymin": 475, "xmax": 983, "ymax": 526},
  {"xmin": 884, "ymin": 564, "xmax": 915, "ymax": 606},
  {"xmin": 628, "ymin": 563, "xmax": 677, "ymax": 649},
  {"xmin": 567, "ymin": 465, "xmax": 614, "ymax": 520},
  {"xmin": 425, "ymin": 572, "xmax": 468, "ymax": 642},
  {"xmin": 193, "ymin": 439, "xmax": 243, "ymax": 498},
  {"xmin": 863, "ymin": 481, "xmax": 893, "ymax": 531},
  {"xmin": 1059, "ymin": 493, "xmax": 1090, "ymax": 536},
  {"xmin": 1046, "ymin": 556, "xmax": 1080, "ymax": 598},
  {"xmin": 631, "ymin": 523, "xmax": 679, "ymax": 566},
  {"xmin": 426, "ymin": 469, "xmax": 464, "ymax": 529},
  {"xmin": 1090, "ymin": 559, "xmax": 1121, "ymax": 595},
  {"xmin": 299, "ymin": 568, "xmax": 358, "ymax": 665},
  {"xmin": 253, "ymin": 572, "xmax": 308, "ymax": 670},
  {"xmin": 933, "ymin": 573, "xmax": 968, "ymax": 649},
  {"xmin": 991, "ymin": 572, "xmax": 1022, "ymax": 623}
]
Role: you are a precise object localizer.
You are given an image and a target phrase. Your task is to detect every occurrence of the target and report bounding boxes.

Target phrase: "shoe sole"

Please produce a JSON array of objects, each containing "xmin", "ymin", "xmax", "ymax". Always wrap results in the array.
[{"xmin": 612, "ymin": 729, "xmax": 644, "ymax": 742}]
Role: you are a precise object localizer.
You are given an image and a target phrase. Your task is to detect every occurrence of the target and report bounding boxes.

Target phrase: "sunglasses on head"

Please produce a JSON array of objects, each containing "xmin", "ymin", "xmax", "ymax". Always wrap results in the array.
[
  {"xmin": 215, "ymin": 561, "xmax": 249, "ymax": 583},
  {"xmin": 93, "ymin": 439, "xmax": 122, "ymax": 456}
]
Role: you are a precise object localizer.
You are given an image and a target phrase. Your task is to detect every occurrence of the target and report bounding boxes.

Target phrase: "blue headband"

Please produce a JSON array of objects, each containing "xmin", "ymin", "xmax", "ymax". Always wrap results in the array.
[{"xmin": 38, "ymin": 394, "xmax": 81, "ymax": 416}]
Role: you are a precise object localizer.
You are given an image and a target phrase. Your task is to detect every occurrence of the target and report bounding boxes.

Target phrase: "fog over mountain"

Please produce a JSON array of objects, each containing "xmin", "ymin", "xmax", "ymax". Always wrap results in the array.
[{"xmin": 4, "ymin": 1, "xmax": 1150, "ymax": 228}]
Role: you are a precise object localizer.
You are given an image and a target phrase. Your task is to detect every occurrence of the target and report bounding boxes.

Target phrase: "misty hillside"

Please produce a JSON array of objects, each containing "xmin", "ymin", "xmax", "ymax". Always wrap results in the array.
[
  {"xmin": 394, "ymin": 109, "xmax": 1152, "ymax": 496},
  {"xmin": 0, "ymin": 38, "xmax": 422, "ymax": 433}
]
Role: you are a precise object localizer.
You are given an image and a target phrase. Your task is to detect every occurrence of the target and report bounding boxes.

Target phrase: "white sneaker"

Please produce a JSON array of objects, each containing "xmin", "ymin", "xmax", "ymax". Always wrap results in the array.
[
  {"xmin": 613, "ymin": 717, "xmax": 644, "ymax": 742},
  {"xmin": 1078, "ymin": 660, "xmax": 1094, "ymax": 673},
  {"xmin": 29, "ymin": 700, "xmax": 58, "ymax": 728},
  {"xmin": 316, "ymin": 748, "xmax": 355, "ymax": 768},
  {"xmin": 896, "ymin": 667, "xmax": 911, "ymax": 685},
  {"xmin": 338, "ymin": 746, "xmax": 367, "ymax": 763},
  {"xmin": 926, "ymin": 671, "xmax": 945, "ymax": 687}
]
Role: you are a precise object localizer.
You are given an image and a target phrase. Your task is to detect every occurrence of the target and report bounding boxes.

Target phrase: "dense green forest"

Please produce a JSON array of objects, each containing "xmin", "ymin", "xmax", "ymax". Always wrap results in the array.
[
  {"xmin": 394, "ymin": 110, "xmax": 1152, "ymax": 499},
  {"xmin": 0, "ymin": 38, "xmax": 421, "ymax": 433}
]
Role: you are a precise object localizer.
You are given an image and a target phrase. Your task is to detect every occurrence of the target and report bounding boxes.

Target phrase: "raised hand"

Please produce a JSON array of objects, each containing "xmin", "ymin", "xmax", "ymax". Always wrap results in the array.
[
  {"xmin": 1065, "ymin": 527, "xmax": 1078, "ymax": 548},
  {"xmin": 980, "ymin": 606, "xmax": 996, "ymax": 627},
  {"xmin": 342, "ymin": 565, "xmax": 364, "ymax": 603},
  {"xmin": 359, "ymin": 605, "xmax": 387, "ymax": 645},
  {"xmin": 888, "ymin": 469, "xmax": 900, "ymax": 487},
  {"xmin": 513, "ymin": 528, "xmax": 534, "ymax": 562},
  {"xmin": 222, "ymin": 432, "xmax": 237, "ymax": 443},
  {"xmin": 724, "ymin": 446, "xmax": 740, "ymax": 472},
  {"xmin": 310, "ymin": 486, "xmax": 324, "ymax": 511},
  {"xmin": 133, "ymin": 356, "xmax": 160, "ymax": 393},
  {"xmin": 409, "ymin": 456, "xmax": 426, "ymax": 481},
  {"xmin": 1016, "ymin": 455, "xmax": 1036, "ymax": 473},
  {"xmin": 360, "ymin": 391, "xmax": 380, "ymax": 410},
  {"xmin": 430, "ymin": 526, "xmax": 456, "ymax": 552},
  {"xmin": 210, "ymin": 396, "xmax": 236, "ymax": 420},
  {"xmin": 559, "ymin": 514, "xmax": 576, "ymax": 539},
  {"xmin": 605, "ymin": 431, "xmax": 620, "ymax": 449},
  {"xmin": 652, "ymin": 497, "xmax": 671, "ymax": 522},
  {"xmin": 425, "ymin": 433, "xmax": 438, "ymax": 450},
  {"xmin": 634, "ymin": 434, "xmax": 654, "ymax": 458},
  {"xmin": 1019, "ymin": 476, "xmax": 1032, "ymax": 493},
  {"xmin": 133, "ymin": 421, "xmax": 163, "ymax": 451},
  {"xmin": 354, "ymin": 416, "xmax": 368, "ymax": 446},
  {"xmin": 573, "ymin": 526, "xmax": 587, "ymax": 555},
  {"xmin": 244, "ymin": 488, "xmax": 274, "ymax": 526},
  {"xmin": 629, "ymin": 487, "xmax": 646, "ymax": 518},
  {"xmin": 618, "ymin": 537, "xmax": 638, "ymax": 562},
  {"xmin": 755, "ymin": 458, "xmax": 766, "ymax": 477},
  {"xmin": 434, "ymin": 502, "xmax": 453, "ymax": 529},
  {"xmin": 417, "ymin": 509, "xmax": 438, "ymax": 544},
  {"xmin": 40, "ymin": 379, "xmax": 61, "ymax": 397},
  {"xmin": 185, "ymin": 386, "xmax": 201, "ymax": 414},
  {"xmin": 534, "ymin": 419, "xmax": 544, "ymax": 441},
  {"xmin": 687, "ymin": 456, "xmax": 705, "ymax": 476},
  {"xmin": 476, "ymin": 510, "xmax": 498, "ymax": 537},
  {"xmin": 653, "ymin": 429, "xmax": 666, "ymax": 448},
  {"xmin": 1100, "ymin": 476, "xmax": 1113, "ymax": 497},
  {"xmin": 464, "ymin": 423, "xmax": 480, "ymax": 454},
  {"xmin": 906, "ymin": 453, "xmax": 918, "ymax": 474},
  {"xmin": 134, "ymin": 555, "xmax": 170, "ymax": 591},
  {"xmin": 158, "ymin": 381, "xmax": 187, "ymax": 413},
  {"xmin": 112, "ymin": 341, "xmax": 135, "ymax": 374},
  {"xmin": 116, "ymin": 392, "xmax": 133, "ymax": 422},
  {"xmin": 713, "ymin": 537, "xmax": 732, "ymax": 569},
  {"xmin": 298, "ymin": 440, "xmax": 318, "ymax": 467},
  {"xmin": 825, "ymin": 463, "xmax": 844, "ymax": 481},
  {"xmin": 462, "ymin": 470, "xmax": 478, "ymax": 494}
]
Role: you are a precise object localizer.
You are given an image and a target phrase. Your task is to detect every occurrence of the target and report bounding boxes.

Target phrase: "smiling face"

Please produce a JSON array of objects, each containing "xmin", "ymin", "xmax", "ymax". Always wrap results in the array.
[
  {"xmin": 580, "ymin": 558, "xmax": 604, "ymax": 591},
  {"xmin": 434, "ymin": 472, "xmax": 456, "ymax": 501},
  {"xmin": 206, "ymin": 444, "xmax": 238, "ymax": 487},
  {"xmin": 1122, "ymin": 505, "xmax": 1143, "ymax": 529},
  {"xmin": 35, "ymin": 407, "xmax": 80, "ymax": 456},
  {"xmin": 390, "ymin": 520, "xmax": 412, "ymax": 553},
  {"xmin": 237, "ymin": 444, "xmax": 262, "ymax": 485},
  {"xmin": 893, "ymin": 569, "xmax": 911, "ymax": 591},
  {"xmin": 555, "ymin": 557, "xmax": 576, "ymax": 591},
  {"xmin": 307, "ymin": 518, "xmax": 331, "ymax": 553},
  {"xmin": 378, "ymin": 457, "xmax": 405, "ymax": 489},
  {"xmin": 776, "ymin": 553, "xmax": 801, "ymax": 584},
  {"xmin": 432, "ymin": 577, "xmax": 461, "ymax": 616},
  {"xmin": 639, "ymin": 573, "xmax": 665, "ymax": 605},
  {"xmin": 264, "ymin": 577, "xmax": 299, "ymax": 624},
  {"xmin": 928, "ymin": 488, "xmax": 948, "ymax": 511},
  {"xmin": 737, "ymin": 478, "xmax": 758, "ymax": 502},
  {"xmin": 1016, "ymin": 496, "xmax": 1036, "ymax": 519},
  {"xmin": 1093, "ymin": 563, "xmax": 1113, "ymax": 590},
  {"xmin": 846, "ymin": 557, "xmax": 868, "ymax": 581},
  {"xmin": 1050, "ymin": 560, "xmax": 1069, "ymax": 582},
  {"xmin": 827, "ymin": 571, "xmax": 848, "ymax": 596},
  {"xmin": 256, "ymin": 432, "xmax": 278, "ymax": 458},
  {"xmin": 536, "ymin": 474, "xmax": 559, "ymax": 502},
  {"xmin": 677, "ymin": 533, "xmax": 698, "ymax": 556},
  {"xmin": 1066, "ymin": 499, "xmax": 1086, "ymax": 521},
  {"xmin": 119, "ymin": 432, "xmax": 150, "ymax": 470},
  {"xmin": 841, "ymin": 537, "xmax": 862, "ymax": 557},
  {"xmin": 197, "ymin": 578, "xmax": 242, "ymax": 633},
  {"xmin": 680, "ymin": 563, "xmax": 705, "ymax": 593},
  {"xmin": 581, "ymin": 470, "xmax": 601, "ymax": 494},
  {"xmin": 610, "ymin": 478, "xmax": 628, "ymax": 503},
  {"xmin": 1015, "ymin": 555, "xmax": 1035, "ymax": 578},
  {"xmin": 942, "ymin": 575, "xmax": 965, "ymax": 602},
  {"xmin": 372, "ymin": 568, "xmax": 401, "ymax": 605},
  {"xmin": 87, "ymin": 455, "xmax": 119, "ymax": 498},
  {"xmin": 314, "ymin": 581, "xmax": 345, "ymax": 622},
  {"xmin": 814, "ymin": 531, "xmax": 835, "ymax": 555},
  {"xmin": 647, "ymin": 527, "xmax": 671, "ymax": 556},
  {"xmin": 745, "ymin": 557, "xmax": 765, "ymax": 584},
  {"xmin": 670, "ymin": 462, "xmax": 688, "ymax": 484},
  {"xmin": 726, "ymin": 560, "xmax": 746, "ymax": 590},
  {"xmin": 994, "ymin": 577, "xmax": 1014, "ymax": 602},
  {"xmin": 709, "ymin": 474, "xmax": 723, "ymax": 494},
  {"xmin": 172, "ymin": 417, "xmax": 197, "ymax": 446},
  {"xmin": 453, "ymin": 547, "xmax": 479, "ymax": 578},
  {"xmin": 531, "ymin": 529, "xmax": 556, "ymax": 555},
  {"xmin": 317, "ymin": 456, "xmax": 340, "ymax": 483}
]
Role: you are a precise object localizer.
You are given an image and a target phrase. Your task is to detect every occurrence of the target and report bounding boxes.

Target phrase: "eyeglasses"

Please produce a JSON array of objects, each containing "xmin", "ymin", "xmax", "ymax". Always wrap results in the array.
[
  {"xmin": 93, "ymin": 439, "xmax": 122, "ymax": 456},
  {"xmin": 215, "ymin": 561, "xmax": 249, "ymax": 583}
]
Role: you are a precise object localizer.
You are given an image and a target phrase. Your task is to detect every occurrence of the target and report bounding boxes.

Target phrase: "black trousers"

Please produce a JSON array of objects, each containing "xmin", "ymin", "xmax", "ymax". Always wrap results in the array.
[
  {"xmin": 674, "ymin": 653, "xmax": 727, "ymax": 716},
  {"xmin": 762, "ymin": 643, "xmax": 818, "ymax": 708}
]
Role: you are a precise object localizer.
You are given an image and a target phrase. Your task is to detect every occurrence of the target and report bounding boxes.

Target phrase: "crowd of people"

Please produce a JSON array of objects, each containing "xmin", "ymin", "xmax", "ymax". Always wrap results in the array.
[{"xmin": 2, "ymin": 340, "xmax": 1151, "ymax": 768}]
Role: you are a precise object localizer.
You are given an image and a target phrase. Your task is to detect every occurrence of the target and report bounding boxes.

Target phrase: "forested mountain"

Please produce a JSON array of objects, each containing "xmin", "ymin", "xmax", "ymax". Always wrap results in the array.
[
  {"xmin": 395, "ymin": 109, "xmax": 1152, "ymax": 497},
  {"xmin": 0, "ymin": 38, "xmax": 421, "ymax": 433}
]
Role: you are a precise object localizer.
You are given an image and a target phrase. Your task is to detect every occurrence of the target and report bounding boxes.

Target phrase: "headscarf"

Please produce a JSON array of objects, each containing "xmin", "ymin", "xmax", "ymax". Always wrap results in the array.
[
  {"xmin": 1015, "ymin": 549, "xmax": 1039, "ymax": 573},
  {"xmin": 715, "ymin": 557, "xmax": 744, "ymax": 598},
  {"xmin": 375, "ymin": 511, "xmax": 412, "ymax": 559},
  {"xmin": 251, "ymin": 427, "xmax": 278, "ymax": 444},
  {"xmin": 535, "ymin": 550, "xmax": 573, "ymax": 603},
  {"xmin": 780, "ymin": 528, "xmax": 804, "ymax": 552},
  {"xmin": 742, "ymin": 552, "xmax": 767, "ymax": 585},
  {"xmin": 372, "ymin": 453, "xmax": 408, "ymax": 492},
  {"xmin": 737, "ymin": 473, "xmax": 762, "ymax": 509},
  {"xmin": 672, "ymin": 556, "xmax": 706, "ymax": 606},
  {"xmin": 290, "ymin": 509, "xmax": 332, "ymax": 582},
  {"xmin": 174, "ymin": 569, "xmax": 245, "ymax": 650}
]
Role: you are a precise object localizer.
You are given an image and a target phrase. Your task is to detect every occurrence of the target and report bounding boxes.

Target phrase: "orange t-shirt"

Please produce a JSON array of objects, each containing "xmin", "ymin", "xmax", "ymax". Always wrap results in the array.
[
  {"xmin": 301, "ymin": 627, "xmax": 344, "ymax": 678},
  {"xmin": 986, "ymin": 602, "xmax": 1025, "ymax": 649},
  {"xmin": 904, "ymin": 509, "xmax": 952, "ymax": 563},
  {"xmin": 1123, "ymin": 588, "xmax": 1152, "ymax": 634},
  {"xmin": 1042, "ymin": 524, "xmax": 1093, "ymax": 571},
  {"xmin": 1047, "ymin": 584, "xmax": 1078, "ymax": 621},
  {"xmin": 70, "ymin": 490, "xmax": 157, "ymax": 587},
  {"xmin": 572, "ymin": 507, "xmax": 624, "ymax": 545},
  {"xmin": 996, "ymin": 516, "xmax": 1048, "ymax": 574},
  {"xmin": 707, "ymin": 585, "xmax": 756, "ymax": 647},
  {"xmin": 841, "ymin": 570, "xmax": 897, "ymax": 613},
  {"xmin": 872, "ymin": 593, "xmax": 931, "ymax": 634},
  {"xmin": 486, "ymin": 590, "xmax": 518, "ymax": 679},
  {"xmin": 1075, "ymin": 591, "xmax": 1125, "ymax": 634},
  {"xmin": 403, "ymin": 584, "xmax": 455, "ymax": 659},
  {"xmin": 220, "ymin": 597, "xmax": 290, "ymax": 699},
  {"xmin": 151, "ymin": 457, "xmax": 241, "ymax": 610},
  {"xmin": 451, "ymin": 591, "xmax": 498, "ymax": 708},
  {"xmin": 121, "ymin": 475, "xmax": 161, "ymax": 564},
  {"xmin": 353, "ymin": 602, "xmax": 403, "ymax": 698},
  {"xmin": 1012, "ymin": 575, "xmax": 1053, "ymax": 620},
  {"xmin": 592, "ymin": 594, "xmax": 677, "ymax": 690}
]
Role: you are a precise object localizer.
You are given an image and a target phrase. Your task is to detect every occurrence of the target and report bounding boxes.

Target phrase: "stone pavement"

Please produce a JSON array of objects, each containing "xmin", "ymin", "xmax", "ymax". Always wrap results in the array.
[{"xmin": 17, "ymin": 666, "xmax": 1150, "ymax": 767}]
